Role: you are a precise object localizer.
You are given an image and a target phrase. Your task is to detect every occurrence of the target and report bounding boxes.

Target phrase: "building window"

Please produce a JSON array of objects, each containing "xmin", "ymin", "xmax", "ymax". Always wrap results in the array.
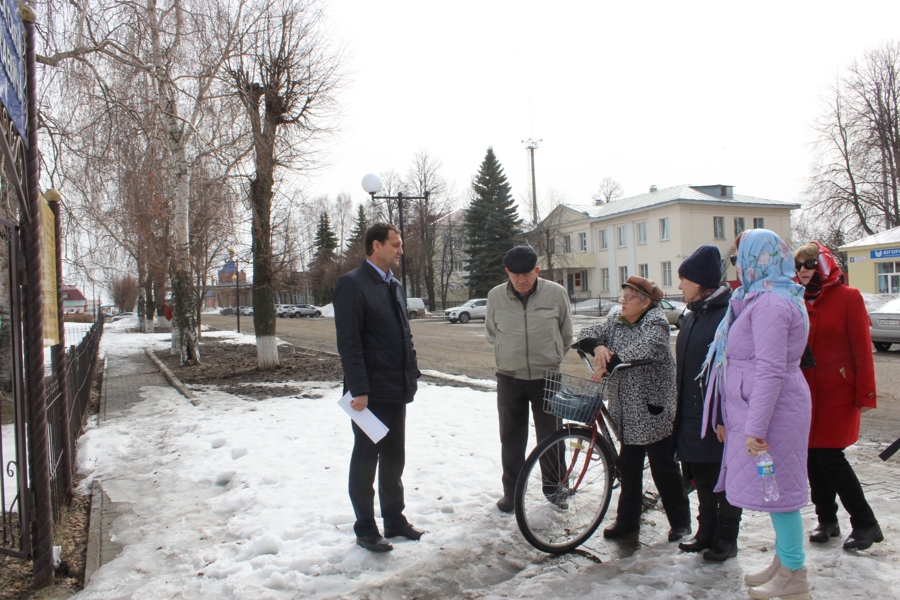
[
  {"xmin": 753, "ymin": 217, "xmax": 765, "ymax": 229},
  {"xmin": 659, "ymin": 218, "xmax": 670, "ymax": 241},
  {"xmin": 619, "ymin": 266, "xmax": 629, "ymax": 285},
  {"xmin": 639, "ymin": 263, "xmax": 649, "ymax": 278},
  {"xmin": 617, "ymin": 226, "xmax": 627, "ymax": 247},
  {"xmin": 563, "ymin": 235, "xmax": 571, "ymax": 253},
  {"xmin": 581, "ymin": 270, "xmax": 589, "ymax": 291},
  {"xmin": 734, "ymin": 217, "xmax": 745, "ymax": 237},
  {"xmin": 599, "ymin": 229, "xmax": 608, "ymax": 250},
  {"xmin": 548, "ymin": 238, "xmax": 555, "ymax": 254},
  {"xmin": 601, "ymin": 268, "xmax": 609, "ymax": 292},
  {"xmin": 877, "ymin": 261, "xmax": 900, "ymax": 293},
  {"xmin": 661, "ymin": 261, "xmax": 672, "ymax": 287},
  {"xmin": 579, "ymin": 232, "xmax": 587, "ymax": 252},
  {"xmin": 573, "ymin": 271, "xmax": 582, "ymax": 289},
  {"xmin": 714, "ymin": 216, "xmax": 725, "ymax": 239},
  {"xmin": 636, "ymin": 222, "xmax": 647, "ymax": 244}
]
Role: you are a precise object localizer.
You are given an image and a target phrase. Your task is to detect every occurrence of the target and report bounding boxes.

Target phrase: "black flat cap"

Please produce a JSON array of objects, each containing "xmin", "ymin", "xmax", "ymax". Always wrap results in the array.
[{"xmin": 504, "ymin": 246, "xmax": 537, "ymax": 273}]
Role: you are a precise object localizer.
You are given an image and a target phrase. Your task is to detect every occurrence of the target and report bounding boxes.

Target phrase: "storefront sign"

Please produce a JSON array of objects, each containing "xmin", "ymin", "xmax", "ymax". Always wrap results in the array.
[
  {"xmin": 849, "ymin": 256, "xmax": 868, "ymax": 262},
  {"xmin": 0, "ymin": 0, "xmax": 26, "ymax": 140},
  {"xmin": 870, "ymin": 247, "xmax": 900, "ymax": 259}
]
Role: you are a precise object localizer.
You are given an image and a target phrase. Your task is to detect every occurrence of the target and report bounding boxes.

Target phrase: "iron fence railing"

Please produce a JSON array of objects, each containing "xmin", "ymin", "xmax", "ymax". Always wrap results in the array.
[{"xmin": 45, "ymin": 320, "xmax": 102, "ymax": 522}]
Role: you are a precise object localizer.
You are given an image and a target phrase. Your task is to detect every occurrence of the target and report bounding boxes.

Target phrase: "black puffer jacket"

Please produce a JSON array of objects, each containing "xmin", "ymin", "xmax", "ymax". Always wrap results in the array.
[
  {"xmin": 674, "ymin": 285, "xmax": 731, "ymax": 462},
  {"xmin": 333, "ymin": 262, "xmax": 419, "ymax": 404}
]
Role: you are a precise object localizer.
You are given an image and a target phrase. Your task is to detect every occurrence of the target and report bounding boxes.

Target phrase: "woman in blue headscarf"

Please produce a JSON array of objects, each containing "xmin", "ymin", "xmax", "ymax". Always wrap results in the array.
[{"xmin": 699, "ymin": 229, "xmax": 812, "ymax": 600}]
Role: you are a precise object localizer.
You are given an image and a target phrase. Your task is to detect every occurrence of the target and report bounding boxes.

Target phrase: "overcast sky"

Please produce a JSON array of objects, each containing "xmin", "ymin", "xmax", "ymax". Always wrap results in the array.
[{"xmin": 304, "ymin": 0, "xmax": 900, "ymax": 220}]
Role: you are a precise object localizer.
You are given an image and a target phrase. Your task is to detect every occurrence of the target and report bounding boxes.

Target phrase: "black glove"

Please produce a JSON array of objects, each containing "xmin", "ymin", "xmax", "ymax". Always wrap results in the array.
[{"xmin": 647, "ymin": 403, "xmax": 664, "ymax": 416}]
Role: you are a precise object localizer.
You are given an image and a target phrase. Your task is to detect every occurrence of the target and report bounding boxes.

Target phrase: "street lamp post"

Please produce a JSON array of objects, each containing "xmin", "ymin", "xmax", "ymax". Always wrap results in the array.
[{"xmin": 361, "ymin": 173, "xmax": 429, "ymax": 292}]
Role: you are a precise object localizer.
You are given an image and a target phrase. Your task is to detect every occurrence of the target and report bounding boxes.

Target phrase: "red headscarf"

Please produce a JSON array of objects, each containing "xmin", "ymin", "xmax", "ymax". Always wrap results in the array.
[{"xmin": 799, "ymin": 241, "xmax": 845, "ymax": 301}]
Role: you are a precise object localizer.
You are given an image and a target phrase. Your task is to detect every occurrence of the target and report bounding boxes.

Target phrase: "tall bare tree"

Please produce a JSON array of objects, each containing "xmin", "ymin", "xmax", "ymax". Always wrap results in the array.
[
  {"xmin": 593, "ymin": 176, "xmax": 623, "ymax": 204},
  {"xmin": 228, "ymin": 0, "xmax": 343, "ymax": 369},
  {"xmin": 808, "ymin": 42, "xmax": 900, "ymax": 236}
]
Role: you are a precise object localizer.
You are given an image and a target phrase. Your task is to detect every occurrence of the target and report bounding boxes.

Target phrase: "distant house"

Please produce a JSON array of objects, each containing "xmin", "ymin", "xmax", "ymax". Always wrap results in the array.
[
  {"xmin": 526, "ymin": 184, "xmax": 800, "ymax": 300},
  {"xmin": 60, "ymin": 285, "xmax": 88, "ymax": 314},
  {"xmin": 840, "ymin": 224, "xmax": 900, "ymax": 294}
]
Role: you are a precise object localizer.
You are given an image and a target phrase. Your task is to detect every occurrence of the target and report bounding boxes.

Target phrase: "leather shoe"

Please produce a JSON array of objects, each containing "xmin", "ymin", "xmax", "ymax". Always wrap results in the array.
[
  {"xmin": 842, "ymin": 524, "xmax": 884, "ymax": 550},
  {"xmin": 356, "ymin": 534, "xmax": 392, "ymax": 552},
  {"xmin": 809, "ymin": 521, "xmax": 840, "ymax": 543},
  {"xmin": 702, "ymin": 538, "xmax": 738, "ymax": 562},
  {"xmin": 602, "ymin": 521, "xmax": 639, "ymax": 539},
  {"xmin": 384, "ymin": 523, "xmax": 425, "ymax": 541},
  {"xmin": 678, "ymin": 534, "xmax": 714, "ymax": 553},
  {"xmin": 496, "ymin": 496, "xmax": 514, "ymax": 513},
  {"xmin": 667, "ymin": 525, "xmax": 692, "ymax": 542}
]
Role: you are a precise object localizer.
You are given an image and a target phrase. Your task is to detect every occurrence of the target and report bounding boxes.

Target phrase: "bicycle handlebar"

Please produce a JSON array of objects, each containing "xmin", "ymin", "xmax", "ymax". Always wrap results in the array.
[{"xmin": 575, "ymin": 347, "xmax": 653, "ymax": 375}]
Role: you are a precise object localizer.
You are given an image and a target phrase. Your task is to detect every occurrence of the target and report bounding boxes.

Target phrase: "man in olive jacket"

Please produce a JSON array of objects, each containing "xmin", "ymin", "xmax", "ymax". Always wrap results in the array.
[
  {"xmin": 485, "ymin": 245, "xmax": 573, "ymax": 512},
  {"xmin": 333, "ymin": 223, "xmax": 422, "ymax": 552}
]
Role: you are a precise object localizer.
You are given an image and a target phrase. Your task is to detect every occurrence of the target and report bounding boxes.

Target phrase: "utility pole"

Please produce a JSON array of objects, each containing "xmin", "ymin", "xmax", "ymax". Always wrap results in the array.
[{"xmin": 522, "ymin": 138, "xmax": 542, "ymax": 225}]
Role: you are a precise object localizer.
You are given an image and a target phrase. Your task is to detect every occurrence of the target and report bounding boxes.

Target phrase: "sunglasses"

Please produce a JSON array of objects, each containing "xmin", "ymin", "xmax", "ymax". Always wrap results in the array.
[
  {"xmin": 618, "ymin": 293, "xmax": 643, "ymax": 303},
  {"xmin": 795, "ymin": 259, "xmax": 818, "ymax": 272}
]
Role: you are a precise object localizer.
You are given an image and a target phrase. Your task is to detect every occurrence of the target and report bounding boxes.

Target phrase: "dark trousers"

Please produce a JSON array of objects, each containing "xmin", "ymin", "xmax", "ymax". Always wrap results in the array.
[
  {"xmin": 686, "ymin": 461, "xmax": 743, "ymax": 541},
  {"xmin": 348, "ymin": 403, "xmax": 408, "ymax": 537},
  {"xmin": 808, "ymin": 447, "xmax": 878, "ymax": 530},
  {"xmin": 617, "ymin": 435, "xmax": 691, "ymax": 529},
  {"xmin": 497, "ymin": 374, "xmax": 561, "ymax": 497}
]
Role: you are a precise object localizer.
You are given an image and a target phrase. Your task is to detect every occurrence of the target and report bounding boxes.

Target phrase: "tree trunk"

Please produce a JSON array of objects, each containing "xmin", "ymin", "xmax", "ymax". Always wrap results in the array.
[{"xmin": 251, "ymin": 136, "xmax": 279, "ymax": 370}]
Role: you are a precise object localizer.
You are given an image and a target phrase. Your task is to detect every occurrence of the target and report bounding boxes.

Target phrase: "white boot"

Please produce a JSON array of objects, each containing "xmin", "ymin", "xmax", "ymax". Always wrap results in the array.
[
  {"xmin": 748, "ymin": 565, "xmax": 810, "ymax": 600},
  {"xmin": 744, "ymin": 555, "xmax": 781, "ymax": 587}
]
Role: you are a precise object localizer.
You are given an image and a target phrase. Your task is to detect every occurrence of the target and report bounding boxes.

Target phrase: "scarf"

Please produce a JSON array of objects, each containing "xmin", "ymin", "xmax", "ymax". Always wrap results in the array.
[
  {"xmin": 800, "ymin": 241, "xmax": 846, "ymax": 301},
  {"xmin": 697, "ymin": 229, "xmax": 809, "ymax": 438}
]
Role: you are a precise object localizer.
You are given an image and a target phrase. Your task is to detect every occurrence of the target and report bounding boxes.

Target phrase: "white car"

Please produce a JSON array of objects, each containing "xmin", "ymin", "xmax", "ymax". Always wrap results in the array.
[
  {"xmin": 444, "ymin": 299, "xmax": 487, "ymax": 324},
  {"xmin": 870, "ymin": 297, "xmax": 900, "ymax": 352},
  {"xmin": 109, "ymin": 312, "xmax": 135, "ymax": 322}
]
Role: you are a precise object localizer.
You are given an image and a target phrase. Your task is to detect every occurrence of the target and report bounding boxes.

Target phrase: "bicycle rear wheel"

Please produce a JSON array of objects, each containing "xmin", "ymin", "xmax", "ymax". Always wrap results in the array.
[{"xmin": 514, "ymin": 425, "xmax": 615, "ymax": 553}]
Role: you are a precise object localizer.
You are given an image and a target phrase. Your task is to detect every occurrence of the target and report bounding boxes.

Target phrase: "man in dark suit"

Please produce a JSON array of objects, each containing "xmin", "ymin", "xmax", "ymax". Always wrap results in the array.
[{"xmin": 333, "ymin": 223, "xmax": 423, "ymax": 552}]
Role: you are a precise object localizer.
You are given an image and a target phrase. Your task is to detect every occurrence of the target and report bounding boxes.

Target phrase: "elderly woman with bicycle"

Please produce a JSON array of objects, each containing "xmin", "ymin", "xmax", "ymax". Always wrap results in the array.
[{"xmin": 576, "ymin": 276, "xmax": 692, "ymax": 542}]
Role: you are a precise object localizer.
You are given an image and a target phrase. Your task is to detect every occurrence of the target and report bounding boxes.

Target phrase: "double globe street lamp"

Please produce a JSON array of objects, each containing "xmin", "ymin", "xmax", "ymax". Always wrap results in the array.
[{"xmin": 361, "ymin": 174, "xmax": 429, "ymax": 292}]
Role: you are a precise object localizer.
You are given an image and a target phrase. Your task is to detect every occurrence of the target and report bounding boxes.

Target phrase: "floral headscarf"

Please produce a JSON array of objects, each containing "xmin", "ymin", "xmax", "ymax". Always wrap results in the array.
[
  {"xmin": 798, "ymin": 241, "xmax": 845, "ymax": 301},
  {"xmin": 698, "ymin": 229, "xmax": 809, "ymax": 437}
]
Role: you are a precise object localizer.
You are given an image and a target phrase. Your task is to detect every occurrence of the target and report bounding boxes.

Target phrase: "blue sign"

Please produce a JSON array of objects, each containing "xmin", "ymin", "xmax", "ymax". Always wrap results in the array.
[
  {"xmin": 0, "ymin": 0, "xmax": 26, "ymax": 141},
  {"xmin": 870, "ymin": 247, "xmax": 900, "ymax": 259}
]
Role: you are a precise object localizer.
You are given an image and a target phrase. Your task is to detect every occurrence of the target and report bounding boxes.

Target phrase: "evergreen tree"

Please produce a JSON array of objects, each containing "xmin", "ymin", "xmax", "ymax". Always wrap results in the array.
[
  {"xmin": 313, "ymin": 212, "xmax": 339, "ymax": 261},
  {"xmin": 464, "ymin": 148, "xmax": 521, "ymax": 296},
  {"xmin": 348, "ymin": 205, "xmax": 369, "ymax": 247}
]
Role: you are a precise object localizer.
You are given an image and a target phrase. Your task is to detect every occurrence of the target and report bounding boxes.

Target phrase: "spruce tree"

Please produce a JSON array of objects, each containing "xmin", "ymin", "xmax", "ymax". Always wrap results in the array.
[
  {"xmin": 464, "ymin": 148, "xmax": 521, "ymax": 296},
  {"xmin": 313, "ymin": 212, "xmax": 339, "ymax": 262},
  {"xmin": 348, "ymin": 205, "xmax": 368, "ymax": 247}
]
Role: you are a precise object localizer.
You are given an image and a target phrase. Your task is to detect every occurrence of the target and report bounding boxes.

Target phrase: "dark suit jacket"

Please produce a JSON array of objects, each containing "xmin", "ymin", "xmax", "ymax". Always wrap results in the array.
[{"xmin": 333, "ymin": 261, "xmax": 419, "ymax": 404}]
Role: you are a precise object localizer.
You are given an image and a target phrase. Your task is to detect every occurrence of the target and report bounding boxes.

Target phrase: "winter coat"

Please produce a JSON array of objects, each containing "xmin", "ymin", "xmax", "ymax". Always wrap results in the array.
[
  {"xmin": 675, "ymin": 285, "xmax": 732, "ymax": 463},
  {"xmin": 485, "ymin": 279, "xmax": 573, "ymax": 381},
  {"xmin": 715, "ymin": 292, "xmax": 811, "ymax": 512},
  {"xmin": 577, "ymin": 307, "xmax": 677, "ymax": 446},
  {"xmin": 804, "ymin": 284, "xmax": 877, "ymax": 448},
  {"xmin": 333, "ymin": 261, "xmax": 419, "ymax": 404}
]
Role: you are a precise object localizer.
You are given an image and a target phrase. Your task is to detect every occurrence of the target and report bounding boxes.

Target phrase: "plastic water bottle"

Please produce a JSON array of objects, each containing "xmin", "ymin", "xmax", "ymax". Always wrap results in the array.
[{"xmin": 757, "ymin": 451, "xmax": 779, "ymax": 502}]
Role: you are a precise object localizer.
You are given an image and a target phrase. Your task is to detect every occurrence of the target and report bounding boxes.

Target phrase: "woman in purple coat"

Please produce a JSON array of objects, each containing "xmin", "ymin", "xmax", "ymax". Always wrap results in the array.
[{"xmin": 699, "ymin": 229, "xmax": 812, "ymax": 600}]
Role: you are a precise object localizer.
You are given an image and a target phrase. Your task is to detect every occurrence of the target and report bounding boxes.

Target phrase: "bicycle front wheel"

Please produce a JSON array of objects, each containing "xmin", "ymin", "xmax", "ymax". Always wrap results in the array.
[{"xmin": 514, "ymin": 426, "xmax": 615, "ymax": 553}]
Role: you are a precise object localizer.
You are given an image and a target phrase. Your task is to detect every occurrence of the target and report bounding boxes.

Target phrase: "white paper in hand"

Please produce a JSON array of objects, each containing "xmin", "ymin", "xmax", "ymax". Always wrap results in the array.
[{"xmin": 338, "ymin": 391, "xmax": 389, "ymax": 443}]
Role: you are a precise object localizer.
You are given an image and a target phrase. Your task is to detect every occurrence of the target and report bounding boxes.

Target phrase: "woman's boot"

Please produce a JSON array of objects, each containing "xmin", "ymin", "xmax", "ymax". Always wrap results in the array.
[
  {"xmin": 747, "ymin": 565, "xmax": 810, "ymax": 600},
  {"xmin": 744, "ymin": 555, "xmax": 781, "ymax": 586}
]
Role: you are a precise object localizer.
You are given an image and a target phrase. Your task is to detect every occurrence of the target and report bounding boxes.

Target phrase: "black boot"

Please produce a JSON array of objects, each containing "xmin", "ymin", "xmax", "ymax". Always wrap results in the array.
[
  {"xmin": 678, "ymin": 531, "xmax": 714, "ymax": 553},
  {"xmin": 702, "ymin": 538, "xmax": 738, "ymax": 562},
  {"xmin": 809, "ymin": 522, "xmax": 840, "ymax": 543}
]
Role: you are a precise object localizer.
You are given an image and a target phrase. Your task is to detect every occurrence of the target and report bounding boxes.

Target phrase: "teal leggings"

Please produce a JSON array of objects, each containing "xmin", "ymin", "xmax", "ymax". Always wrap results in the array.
[{"xmin": 770, "ymin": 510, "xmax": 805, "ymax": 570}]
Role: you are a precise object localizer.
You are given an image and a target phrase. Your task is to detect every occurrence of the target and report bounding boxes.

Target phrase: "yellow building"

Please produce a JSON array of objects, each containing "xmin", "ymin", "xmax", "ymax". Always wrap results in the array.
[{"xmin": 839, "ymin": 225, "xmax": 900, "ymax": 294}]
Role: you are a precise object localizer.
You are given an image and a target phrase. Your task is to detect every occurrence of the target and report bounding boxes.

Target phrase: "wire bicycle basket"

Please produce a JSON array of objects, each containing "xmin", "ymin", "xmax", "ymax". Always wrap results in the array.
[{"xmin": 543, "ymin": 371, "xmax": 608, "ymax": 424}]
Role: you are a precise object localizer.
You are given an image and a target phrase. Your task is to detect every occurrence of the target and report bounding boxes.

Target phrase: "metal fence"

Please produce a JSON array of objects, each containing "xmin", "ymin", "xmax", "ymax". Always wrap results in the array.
[{"xmin": 45, "ymin": 320, "xmax": 103, "ymax": 522}]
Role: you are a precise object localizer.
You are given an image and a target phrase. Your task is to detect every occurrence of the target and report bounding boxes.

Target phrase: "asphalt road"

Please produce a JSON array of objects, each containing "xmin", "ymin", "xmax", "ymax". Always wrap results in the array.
[{"xmin": 201, "ymin": 313, "xmax": 900, "ymax": 445}]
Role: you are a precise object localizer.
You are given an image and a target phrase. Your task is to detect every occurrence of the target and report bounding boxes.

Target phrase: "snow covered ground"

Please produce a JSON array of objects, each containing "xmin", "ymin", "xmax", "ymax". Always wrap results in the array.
[{"xmin": 55, "ymin": 330, "xmax": 900, "ymax": 598}]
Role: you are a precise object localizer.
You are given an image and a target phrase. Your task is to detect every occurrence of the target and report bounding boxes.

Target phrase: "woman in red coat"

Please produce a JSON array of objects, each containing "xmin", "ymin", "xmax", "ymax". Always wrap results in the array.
[{"xmin": 795, "ymin": 242, "xmax": 883, "ymax": 551}]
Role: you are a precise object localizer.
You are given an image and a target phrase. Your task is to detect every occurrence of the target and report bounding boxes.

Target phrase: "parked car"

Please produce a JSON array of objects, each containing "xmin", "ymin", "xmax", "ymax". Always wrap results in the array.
[
  {"xmin": 870, "ymin": 297, "xmax": 900, "ymax": 352},
  {"xmin": 659, "ymin": 299, "xmax": 687, "ymax": 329},
  {"xmin": 444, "ymin": 299, "xmax": 487, "ymax": 324},
  {"xmin": 240, "ymin": 306, "xmax": 254, "ymax": 316},
  {"xmin": 289, "ymin": 304, "xmax": 322, "ymax": 318},
  {"xmin": 276, "ymin": 305, "xmax": 292, "ymax": 318},
  {"xmin": 406, "ymin": 297, "xmax": 426, "ymax": 319},
  {"xmin": 219, "ymin": 307, "xmax": 238, "ymax": 316},
  {"xmin": 109, "ymin": 312, "xmax": 135, "ymax": 322}
]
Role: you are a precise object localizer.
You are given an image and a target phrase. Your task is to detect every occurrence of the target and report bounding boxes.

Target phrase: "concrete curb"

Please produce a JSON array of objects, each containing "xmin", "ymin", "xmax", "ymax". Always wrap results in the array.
[
  {"xmin": 83, "ymin": 480, "xmax": 102, "ymax": 584},
  {"xmin": 144, "ymin": 348, "xmax": 199, "ymax": 405}
]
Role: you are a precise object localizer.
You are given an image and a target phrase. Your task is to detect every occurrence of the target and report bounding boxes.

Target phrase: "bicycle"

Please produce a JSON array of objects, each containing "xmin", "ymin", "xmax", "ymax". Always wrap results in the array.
[{"xmin": 513, "ymin": 349, "xmax": 652, "ymax": 553}]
